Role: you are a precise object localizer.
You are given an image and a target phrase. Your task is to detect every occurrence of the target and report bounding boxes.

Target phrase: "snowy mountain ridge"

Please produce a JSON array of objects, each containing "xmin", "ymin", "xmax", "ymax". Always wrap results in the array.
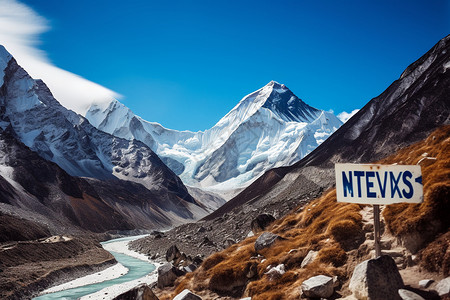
[
  {"xmin": 0, "ymin": 45, "xmax": 210, "ymax": 222},
  {"xmin": 86, "ymin": 81, "xmax": 342, "ymax": 198}
]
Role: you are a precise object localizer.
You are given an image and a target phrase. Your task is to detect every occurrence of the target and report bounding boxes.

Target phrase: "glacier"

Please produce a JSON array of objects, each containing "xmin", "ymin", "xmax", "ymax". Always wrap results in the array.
[{"xmin": 86, "ymin": 80, "xmax": 343, "ymax": 199}]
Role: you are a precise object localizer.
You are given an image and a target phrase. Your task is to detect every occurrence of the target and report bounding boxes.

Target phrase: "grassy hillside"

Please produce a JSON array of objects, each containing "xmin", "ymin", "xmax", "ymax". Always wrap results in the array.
[{"xmin": 162, "ymin": 125, "xmax": 449, "ymax": 299}]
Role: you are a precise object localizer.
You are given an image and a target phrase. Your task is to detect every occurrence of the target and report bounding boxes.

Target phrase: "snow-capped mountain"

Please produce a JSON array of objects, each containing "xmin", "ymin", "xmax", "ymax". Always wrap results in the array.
[
  {"xmin": 86, "ymin": 81, "xmax": 342, "ymax": 198},
  {"xmin": 208, "ymin": 34, "xmax": 450, "ymax": 221},
  {"xmin": 0, "ymin": 45, "xmax": 209, "ymax": 225}
]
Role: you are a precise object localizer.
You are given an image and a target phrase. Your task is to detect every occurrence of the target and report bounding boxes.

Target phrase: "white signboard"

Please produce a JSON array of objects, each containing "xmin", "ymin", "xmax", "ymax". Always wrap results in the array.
[{"xmin": 335, "ymin": 164, "xmax": 423, "ymax": 204}]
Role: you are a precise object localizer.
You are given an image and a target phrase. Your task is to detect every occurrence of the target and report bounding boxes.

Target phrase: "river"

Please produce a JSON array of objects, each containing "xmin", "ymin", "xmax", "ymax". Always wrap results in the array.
[{"xmin": 34, "ymin": 236, "xmax": 156, "ymax": 300}]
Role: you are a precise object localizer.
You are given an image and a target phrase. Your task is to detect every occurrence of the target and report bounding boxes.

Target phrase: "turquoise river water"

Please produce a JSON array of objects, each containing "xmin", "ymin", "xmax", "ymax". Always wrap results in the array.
[{"xmin": 33, "ymin": 236, "xmax": 155, "ymax": 300}]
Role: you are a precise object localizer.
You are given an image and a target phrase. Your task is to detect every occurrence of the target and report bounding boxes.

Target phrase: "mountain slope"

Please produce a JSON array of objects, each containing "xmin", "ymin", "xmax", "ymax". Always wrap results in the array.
[
  {"xmin": 0, "ymin": 124, "xmax": 206, "ymax": 234},
  {"xmin": 163, "ymin": 125, "xmax": 450, "ymax": 300},
  {"xmin": 0, "ymin": 45, "xmax": 208, "ymax": 230},
  {"xmin": 206, "ymin": 34, "xmax": 450, "ymax": 219},
  {"xmin": 86, "ymin": 81, "xmax": 342, "ymax": 198}
]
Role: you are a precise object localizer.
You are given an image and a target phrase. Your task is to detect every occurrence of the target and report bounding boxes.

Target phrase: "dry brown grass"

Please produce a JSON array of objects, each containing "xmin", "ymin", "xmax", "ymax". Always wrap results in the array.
[
  {"xmin": 382, "ymin": 126, "xmax": 450, "ymax": 240},
  {"xmin": 167, "ymin": 125, "xmax": 450, "ymax": 299},
  {"xmin": 170, "ymin": 188, "xmax": 362, "ymax": 299},
  {"xmin": 419, "ymin": 231, "xmax": 450, "ymax": 276}
]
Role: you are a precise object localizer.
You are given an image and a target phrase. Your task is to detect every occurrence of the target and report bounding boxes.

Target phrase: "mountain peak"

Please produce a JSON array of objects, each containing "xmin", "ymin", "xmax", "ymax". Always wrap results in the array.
[
  {"xmin": 0, "ymin": 45, "xmax": 13, "ymax": 86},
  {"xmin": 258, "ymin": 82, "xmax": 322, "ymax": 123},
  {"xmin": 264, "ymin": 80, "xmax": 288, "ymax": 93}
]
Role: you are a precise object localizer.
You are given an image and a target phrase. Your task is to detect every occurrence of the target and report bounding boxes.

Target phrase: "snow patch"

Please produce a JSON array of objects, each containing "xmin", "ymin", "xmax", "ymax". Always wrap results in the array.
[{"xmin": 39, "ymin": 263, "xmax": 129, "ymax": 295}]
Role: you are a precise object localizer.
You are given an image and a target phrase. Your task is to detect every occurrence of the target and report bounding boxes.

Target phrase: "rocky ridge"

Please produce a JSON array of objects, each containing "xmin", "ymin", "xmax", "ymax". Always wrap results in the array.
[
  {"xmin": 133, "ymin": 125, "xmax": 449, "ymax": 300},
  {"xmin": 0, "ymin": 45, "xmax": 209, "ymax": 226}
]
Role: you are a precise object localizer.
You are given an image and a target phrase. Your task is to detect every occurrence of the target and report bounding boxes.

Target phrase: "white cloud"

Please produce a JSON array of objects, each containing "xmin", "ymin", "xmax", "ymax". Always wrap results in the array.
[
  {"xmin": 0, "ymin": 0, "xmax": 119, "ymax": 114},
  {"xmin": 337, "ymin": 109, "xmax": 359, "ymax": 123}
]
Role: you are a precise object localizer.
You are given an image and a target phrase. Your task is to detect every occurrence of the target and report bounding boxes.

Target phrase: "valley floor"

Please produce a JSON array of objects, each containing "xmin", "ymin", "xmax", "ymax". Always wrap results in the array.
[{"xmin": 0, "ymin": 236, "xmax": 115, "ymax": 300}]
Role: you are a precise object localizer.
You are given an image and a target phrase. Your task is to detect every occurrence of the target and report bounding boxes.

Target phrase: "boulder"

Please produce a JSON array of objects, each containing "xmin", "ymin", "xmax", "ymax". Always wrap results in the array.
[
  {"xmin": 435, "ymin": 276, "xmax": 450, "ymax": 297},
  {"xmin": 301, "ymin": 275, "xmax": 334, "ymax": 298},
  {"xmin": 166, "ymin": 245, "xmax": 181, "ymax": 262},
  {"xmin": 251, "ymin": 214, "xmax": 276, "ymax": 234},
  {"xmin": 173, "ymin": 289, "xmax": 202, "ymax": 300},
  {"xmin": 157, "ymin": 263, "xmax": 185, "ymax": 288},
  {"xmin": 113, "ymin": 283, "xmax": 159, "ymax": 300},
  {"xmin": 398, "ymin": 289, "xmax": 425, "ymax": 300},
  {"xmin": 254, "ymin": 232, "xmax": 284, "ymax": 252},
  {"xmin": 300, "ymin": 250, "xmax": 318, "ymax": 268},
  {"xmin": 349, "ymin": 255, "xmax": 404, "ymax": 300}
]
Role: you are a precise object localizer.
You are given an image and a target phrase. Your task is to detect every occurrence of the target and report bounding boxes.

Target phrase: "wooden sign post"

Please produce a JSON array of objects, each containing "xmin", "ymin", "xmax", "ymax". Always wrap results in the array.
[{"xmin": 335, "ymin": 164, "xmax": 423, "ymax": 257}]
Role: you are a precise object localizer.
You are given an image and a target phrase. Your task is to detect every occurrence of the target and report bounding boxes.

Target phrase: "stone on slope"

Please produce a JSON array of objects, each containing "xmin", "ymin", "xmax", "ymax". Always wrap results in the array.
[
  {"xmin": 251, "ymin": 214, "xmax": 276, "ymax": 234},
  {"xmin": 173, "ymin": 289, "xmax": 202, "ymax": 300},
  {"xmin": 349, "ymin": 255, "xmax": 404, "ymax": 300},
  {"xmin": 113, "ymin": 283, "xmax": 159, "ymax": 300},
  {"xmin": 398, "ymin": 289, "xmax": 425, "ymax": 300},
  {"xmin": 418, "ymin": 279, "xmax": 433, "ymax": 289},
  {"xmin": 435, "ymin": 276, "xmax": 450, "ymax": 297},
  {"xmin": 254, "ymin": 232, "xmax": 285, "ymax": 252},
  {"xmin": 166, "ymin": 245, "xmax": 182, "ymax": 262},
  {"xmin": 301, "ymin": 250, "xmax": 318, "ymax": 268},
  {"xmin": 265, "ymin": 264, "xmax": 285, "ymax": 280},
  {"xmin": 157, "ymin": 263, "xmax": 185, "ymax": 288},
  {"xmin": 301, "ymin": 275, "xmax": 334, "ymax": 298}
]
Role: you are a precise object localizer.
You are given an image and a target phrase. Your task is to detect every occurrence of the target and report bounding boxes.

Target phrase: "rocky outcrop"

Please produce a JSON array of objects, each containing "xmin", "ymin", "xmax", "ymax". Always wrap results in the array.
[
  {"xmin": 166, "ymin": 245, "xmax": 182, "ymax": 263},
  {"xmin": 349, "ymin": 255, "xmax": 404, "ymax": 300},
  {"xmin": 156, "ymin": 263, "xmax": 185, "ymax": 289},
  {"xmin": 113, "ymin": 283, "xmax": 159, "ymax": 300},
  {"xmin": 301, "ymin": 275, "xmax": 334, "ymax": 298}
]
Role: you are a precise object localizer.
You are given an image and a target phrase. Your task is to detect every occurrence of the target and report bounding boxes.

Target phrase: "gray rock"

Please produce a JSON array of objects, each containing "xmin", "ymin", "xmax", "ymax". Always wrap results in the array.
[
  {"xmin": 193, "ymin": 255, "xmax": 203, "ymax": 266},
  {"xmin": 349, "ymin": 255, "xmax": 404, "ymax": 300},
  {"xmin": 183, "ymin": 263, "xmax": 197, "ymax": 273},
  {"xmin": 157, "ymin": 263, "xmax": 185, "ymax": 288},
  {"xmin": 265, "ymin": 264, "xmax": 285, "ymax": 280},
  {"xmin": 166, "ymin": 245, "xmax": 181, "ymax": 262},
  {"xmin": 113, "ymin": 283, "xmax": 159, "ymax": 300},
  {"xmin": 224, "ymin": 239, "xmax": 236, "ymax": 248},
  {"xmin": 300, "ymin": 250, "xmax": 318, "ymax": 268},
  {"xmin": 199, "ymin": 236, "xmax": 215, "ymax": 247},
  {"xmin": 254, "ymin": 232, "xmax": 284, "ymax": 252},
  {"xmin": 251, "ymin": 214, "xmax": 276, "ymax": 234},
  {"xmin": 173, "ymin": 289, "xmax": 202, "ymax": 300},
  {"xmin": 418, "ymin": 279, "xmax": 433, "ymax": 289},
  {"xmin": 435, "ymin": 276, "xmax": 450, "ymax": 296},
  {"xmin": 398, "ymin": 289, "xmax": 425, "ymax": 300},
  {"xmin": 301, "ymin": 275, "xmax": 334, "ymax": 298}
]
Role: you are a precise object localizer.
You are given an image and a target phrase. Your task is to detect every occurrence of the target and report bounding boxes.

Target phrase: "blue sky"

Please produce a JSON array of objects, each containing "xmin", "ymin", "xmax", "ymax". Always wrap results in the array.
[{"xmin": 11, "ymin": 1, "xmax": 450, "ymax": 131}]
